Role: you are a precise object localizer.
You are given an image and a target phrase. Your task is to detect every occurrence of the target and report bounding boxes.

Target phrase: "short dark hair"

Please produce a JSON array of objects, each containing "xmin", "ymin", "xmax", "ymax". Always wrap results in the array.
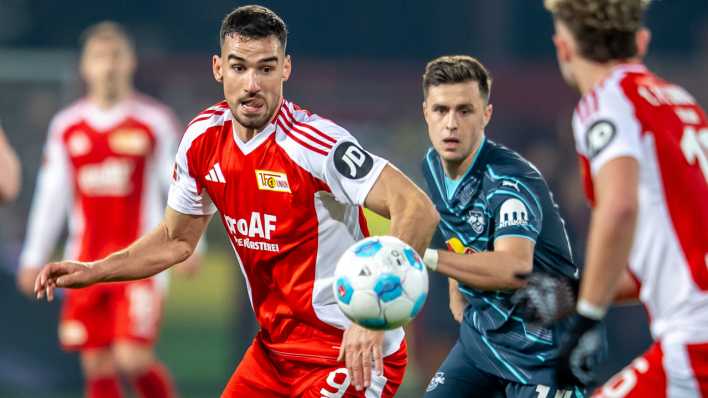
[
  {"xmin": 545, "ymin": 0, "xmax": 651, "ymax": 62},
  {"xmin": 219, "ymin": 5, "xmax": 288, "ymax": 51},
  {"xmin": 80, "ymin": 21, "xmax": 134, "ymax": 52},
  {"xmin": 422, "ymin": 55, "xmax": 492, "ymax": 102}
]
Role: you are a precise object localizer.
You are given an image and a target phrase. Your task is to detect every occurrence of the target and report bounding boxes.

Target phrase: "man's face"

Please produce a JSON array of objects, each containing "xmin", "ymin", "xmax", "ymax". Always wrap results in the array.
[
  {"xmin": 213, "ymin": 34, "xmax": 291, "ymax": 130},
  {"xmin": 80, "ymin": 35, "xmax": 136, "ymax": 98},
  {"xmin": 423, "ymin": 81, "xmax": 492, "ymax": 166},
  {"xmin": 552, "ymin": 20, "xmax": 579, "ymax": 89}
]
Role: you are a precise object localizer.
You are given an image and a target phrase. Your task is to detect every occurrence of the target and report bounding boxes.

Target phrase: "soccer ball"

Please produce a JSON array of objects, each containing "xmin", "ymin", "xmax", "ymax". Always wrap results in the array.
[{"xmin": 333, "ymin": 236, "xmax": 429, "ymax": 330}]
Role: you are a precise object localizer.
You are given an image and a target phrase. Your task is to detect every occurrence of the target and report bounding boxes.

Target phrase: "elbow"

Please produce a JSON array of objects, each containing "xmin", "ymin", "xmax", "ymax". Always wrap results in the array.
[
  {"xmin": 600, "ymin": 198, "xmax": 638, "ymax": 227},
  {"xmin": 416, "ymin": 192, "xmax": 440, "ymax": 232}
]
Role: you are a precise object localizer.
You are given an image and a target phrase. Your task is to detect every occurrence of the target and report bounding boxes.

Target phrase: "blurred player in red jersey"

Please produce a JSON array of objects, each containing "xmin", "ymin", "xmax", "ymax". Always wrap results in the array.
[
  {"xmin": 0, "ymin": 121, "xmax": 20, "ymax": 203},
  {"xmin": 32, "ymin": 6, "xmax": 439, "ymax": 398},
  {"xmin": 16, "ymin": 22, "xmax": 200, "ymax": 398},
  {"xmin": 520, "ymin": 0, "xmax": 708, "ymax": 396}
]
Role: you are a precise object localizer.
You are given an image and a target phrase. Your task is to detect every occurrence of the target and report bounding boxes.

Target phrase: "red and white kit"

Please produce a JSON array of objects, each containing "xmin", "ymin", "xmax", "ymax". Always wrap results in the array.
[
  {"xmin": 168, "ymin": 99, "xmax": 407, "ymax": 397},
  {"xmin": 20, "ymin": 94, "xmax": 180, "ymax": 350},
  {"xmin": 573, "ymin": 64, "xmax": 708, "ymax": 397}
]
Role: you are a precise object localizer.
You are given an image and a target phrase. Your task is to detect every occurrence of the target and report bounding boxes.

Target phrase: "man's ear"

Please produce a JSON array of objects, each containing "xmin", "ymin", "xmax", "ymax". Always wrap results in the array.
[
  {"xmin": 636, "ymin": 28, "xmax": 651, "ymax": 59},
  {"xmin": 212, "ymin": 54, "xmax": 223, "ymax": 83},
  {"xmin": 283, "ymin": 55, "xmax": 292, "ymax": 82},
  {"xmin": 483, "ymin": 103, "xmax": 493, "ymax": 128}
]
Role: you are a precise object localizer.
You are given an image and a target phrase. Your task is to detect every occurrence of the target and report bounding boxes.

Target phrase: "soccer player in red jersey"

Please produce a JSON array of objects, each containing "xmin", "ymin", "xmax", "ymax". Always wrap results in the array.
[
  {"xmin": 529, "ymin": 0, "xmax": 708, "ymax": 396},
  {"xmin": 0, "ymin": 122, "xmax": 20, "ymax": 203},
  {"xmin": 17, "ymin": 22, "xmax": 198, "ymax": 398},
  {"xmin": 33, "ymin": 6, "xmax": 439, "ymax": 397}
]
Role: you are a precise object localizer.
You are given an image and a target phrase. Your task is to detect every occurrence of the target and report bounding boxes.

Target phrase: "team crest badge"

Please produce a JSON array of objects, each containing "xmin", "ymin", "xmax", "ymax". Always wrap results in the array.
[
  {"xmin": 467, "ymin": 210, "xmax": 486, "ymax": 234},
  {"xmin": 426, "ymin": 372, "xmax": 446, "ymax": 392},
  {"xmin": 255, "ymin": 170, "xmax": 291, "ymax": 193}
]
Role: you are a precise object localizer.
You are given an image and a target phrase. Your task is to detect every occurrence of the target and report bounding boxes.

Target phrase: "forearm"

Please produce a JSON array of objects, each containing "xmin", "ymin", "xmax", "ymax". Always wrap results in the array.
[
  {"xmin": 388, "ymin": 190, "xmax": 438, "ymax": 257},
  {"xmin": 579, "ymin": 204, "xmax": 637, "ymax": 310},
  {"xmin": 0, "ymin": 129, "xmax": 20, "ymax": 202},
  {"xmin": 435, "ymin": 250, "xmax": 528, "ymax": 291},
  {"xmin": 93, "ymin": 223, "xmax": 194, "ymax": 282}
]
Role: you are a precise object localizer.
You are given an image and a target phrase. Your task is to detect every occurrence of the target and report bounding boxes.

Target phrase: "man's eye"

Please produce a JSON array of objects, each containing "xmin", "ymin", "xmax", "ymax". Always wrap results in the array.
[
  {"xmin": 232, "ymin": 65, "xmax": 246, "ymax": 72},
  {"xmin": 262, "ymin": 66, "xmax": 274, "ymax": 73}
]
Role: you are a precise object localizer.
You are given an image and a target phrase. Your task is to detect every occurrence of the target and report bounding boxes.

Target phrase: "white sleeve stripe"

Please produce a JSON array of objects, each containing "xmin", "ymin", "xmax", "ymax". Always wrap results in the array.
[
  {"xmin": 276, "ymin": 116, "xmax": 331, "ymax": 156},
  {"xmin": 279, "ymin": 112, "xmax": 334, "ymax": 151},
  {"xmin": 283, "ymin": 104, "xmax": 338, "ymax": 145}
]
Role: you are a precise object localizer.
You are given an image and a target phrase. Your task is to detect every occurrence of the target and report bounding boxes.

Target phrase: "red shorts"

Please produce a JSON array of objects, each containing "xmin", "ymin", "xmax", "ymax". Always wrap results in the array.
[
  {"xmin": 592, "ymin": 340, "xmax": 708, "ymax": 397},
  {"xmin": 221, "ymin": 335, "xmax": 407, "ymax": 397},
  {"xmin": 59, "ymin": 279, "xmax": 163, "ymax": 351}
]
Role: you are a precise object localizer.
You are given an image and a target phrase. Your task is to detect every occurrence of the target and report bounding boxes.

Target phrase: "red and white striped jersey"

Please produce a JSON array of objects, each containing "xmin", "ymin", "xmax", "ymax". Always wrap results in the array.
[
  {"xmin": 167, "ymin": 99, "xmax": 405, "ymax": 361},
  {"xmin": 20, "ymin": 95, "xmax": 180, "ymax": 287},
  {"xmin": 573, "ymin": 64, "xmax": 708, "ymax": 343}
]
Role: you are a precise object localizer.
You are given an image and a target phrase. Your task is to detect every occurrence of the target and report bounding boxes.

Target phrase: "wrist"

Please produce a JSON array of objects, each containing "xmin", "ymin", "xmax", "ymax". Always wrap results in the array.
[
  {"xmin": 423, "ymin": 249, "xmax": 438, "ymax": 271},
  {"xmin": 576, "ymin": 298, "xmax": 607, "ymax": 321}
]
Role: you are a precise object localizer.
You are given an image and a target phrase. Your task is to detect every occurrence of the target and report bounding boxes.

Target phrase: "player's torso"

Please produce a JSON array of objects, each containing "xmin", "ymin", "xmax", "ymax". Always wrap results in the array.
[
  {"xmin": 190, "ymin": 105, "xmax": 396, "ymax": 359},
  {"xmin": 575, "ymin": 65, "xmax": 708, "ymax": 339},
  {"xmin": 422, "ymin": 141, "xmax": 575, "ymax": 375},
  {"xmin": 60, "ymin": 101, "xmax": 162, "ymax": 261}
]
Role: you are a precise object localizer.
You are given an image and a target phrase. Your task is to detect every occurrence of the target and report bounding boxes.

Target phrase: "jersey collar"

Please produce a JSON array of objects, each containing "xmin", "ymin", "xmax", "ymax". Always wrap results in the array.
[
  {"xmin": 441, "ymin": 136, "xmax": 487, "ymax": 202},
  {"xmin": 229, "ymin": 98, "xmax": 285, "ymax": 155}
]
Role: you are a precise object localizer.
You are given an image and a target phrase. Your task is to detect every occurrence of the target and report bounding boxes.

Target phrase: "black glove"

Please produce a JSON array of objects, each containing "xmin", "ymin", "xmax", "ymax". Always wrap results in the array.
[
  {"xmin": 511, "ymin": 273, "xmax": 577, "ymax": 326},
  {"xmin": 555, "ymin": 312, "xmax": 603, "ymax": 387}
]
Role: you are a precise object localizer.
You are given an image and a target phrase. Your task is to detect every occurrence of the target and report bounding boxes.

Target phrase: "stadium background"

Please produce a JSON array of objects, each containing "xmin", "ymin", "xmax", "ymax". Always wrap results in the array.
[{"xmin": 1, "ymin": 1, "xmax": 707, "ymax": 396}]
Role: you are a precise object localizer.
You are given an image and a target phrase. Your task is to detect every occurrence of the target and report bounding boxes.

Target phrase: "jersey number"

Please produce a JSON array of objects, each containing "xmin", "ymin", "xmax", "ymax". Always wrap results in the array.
[{"xmin": 680, "ymin": 126, "xmax": 708, "ymax": 183}]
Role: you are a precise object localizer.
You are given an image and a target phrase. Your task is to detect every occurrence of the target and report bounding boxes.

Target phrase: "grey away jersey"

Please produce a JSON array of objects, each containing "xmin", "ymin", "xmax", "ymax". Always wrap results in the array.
[{"xmin": 423, "ymin": 137, "xmax": 580, "ymax": 386}]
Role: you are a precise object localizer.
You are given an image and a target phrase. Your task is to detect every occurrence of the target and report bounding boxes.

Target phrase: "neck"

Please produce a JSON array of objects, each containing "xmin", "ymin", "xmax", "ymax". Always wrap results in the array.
[
  {"xmin": 88, "ymin": 86, "xmax": 132, "ymax": 110},
  {"xmin": 443, "ymin": 135, "xmax": 484, "ymax": 180},
  {"xmin": 574, "ymin": 58, "xmax": 639, "ymax": 95}
]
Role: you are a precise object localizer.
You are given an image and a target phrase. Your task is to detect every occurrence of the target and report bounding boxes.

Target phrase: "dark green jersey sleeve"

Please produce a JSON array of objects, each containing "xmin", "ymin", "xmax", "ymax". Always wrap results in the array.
[{"xmin": 487, "ymin": 179, "xmax": 543, "ymax": 243}]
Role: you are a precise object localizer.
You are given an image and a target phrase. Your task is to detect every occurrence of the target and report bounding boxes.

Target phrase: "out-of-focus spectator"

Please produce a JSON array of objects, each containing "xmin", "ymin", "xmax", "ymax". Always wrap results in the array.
[{"xmin": 0, "ymin": 121, "xmax": 21, "ymax": 203}]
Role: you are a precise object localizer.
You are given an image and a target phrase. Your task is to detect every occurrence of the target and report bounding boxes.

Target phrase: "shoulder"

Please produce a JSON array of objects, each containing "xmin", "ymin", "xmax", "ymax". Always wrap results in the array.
[
  {"xmin": 180, "ymin": 101, "xmax": 230, "ymax": 154},
  {"xmin": 483, "ymin": 140, "xmax": 544, "ymax": 184},
  {"xmin": 275, "ymin": 100, "xmax": 352, "ymax": 157},
  {"xmin": 48, "ymin": 99, "xmax": 88, "ymax": 138},
  {"xmin": 130, "ymin": 93, "xmax": 180, "ymax": 132},
  {"xmin": 573, "ymin": 65, "xmax": 646, "ymax": 155}
]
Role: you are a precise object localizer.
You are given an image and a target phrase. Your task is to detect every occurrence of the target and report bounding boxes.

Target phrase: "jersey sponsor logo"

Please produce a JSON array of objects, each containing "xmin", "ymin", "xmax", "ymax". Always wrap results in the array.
[
  {"xmin": 225, "ymin": 212, "xmax": 280, "ymax": 253},
  {"xmin": 446, "ymin": 237, "xmax": 475, "ymax": 254},
  {"xmin": 333, "ymin": 141, "xmax": 374, "ymax": 179},
  {"xmin": 108, "ymin": 128, "xmax": 150, "ymax": 156},
  {"xmin": 67, "ymin": 131, "xmax": 91, "ymax": 157},
  {"xmin": 467, "ymin": 210, "xmax": 486, "ymax": 234},
  {"xmin": 498, "ymin": 198, "xmax": 529, "ymax": 228},
  {"xmin": 426, "ymin": 371, "xmax": 446, "ymax": 392},
  {"xmin": 205, "ymin": 163, "xmax": 226, "ymax": 183},
  {"xmin": 255, "ymin": 170, "xmax": 291, "ymax": 193},
  {"xmin": 77, "ymin": 158, "xmax": 135, "ymax": 196},
  {"xmin": 585, "ymin": 119, "xmax": 617, "ymax": 158}
]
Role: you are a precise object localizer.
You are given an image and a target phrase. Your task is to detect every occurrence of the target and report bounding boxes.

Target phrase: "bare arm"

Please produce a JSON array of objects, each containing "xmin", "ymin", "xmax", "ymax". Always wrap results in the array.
[
  {"xmin": 364, "ymin": 164, "xmax": 439, "ymax": 256},
  {"xmin": 431, "ymin": 237, "xmax": 533, "ymax": 291},
  {"xmin": 613, "ymin": 269, "xmax": 640, "ymax": 304},
  {"xmin": 0, "ymin": 126, "xmax": 20, "ymax": 203},
  {"xmin": 448, "ymin": 278, "xmax": 467, "ymax": 323},
  {"xmin": 35, "ymin": 207, "xmax": 211, "ymax": 300},
  {"xmin": 579, "ymin": 157, "xmax": 639, "ymax": 311}
]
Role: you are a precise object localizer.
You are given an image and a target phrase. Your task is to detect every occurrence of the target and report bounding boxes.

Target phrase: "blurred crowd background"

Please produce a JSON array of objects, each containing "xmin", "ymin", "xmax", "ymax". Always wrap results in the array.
[{"xmin": 2, "ymin": 1, "xmax": 708, "ymax": 396}]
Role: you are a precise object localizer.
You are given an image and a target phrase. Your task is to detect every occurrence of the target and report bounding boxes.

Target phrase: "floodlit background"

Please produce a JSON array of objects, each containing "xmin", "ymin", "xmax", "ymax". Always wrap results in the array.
[{"xmin": 2, "ymin": 1, "xmax": 708, "ymax": 396}]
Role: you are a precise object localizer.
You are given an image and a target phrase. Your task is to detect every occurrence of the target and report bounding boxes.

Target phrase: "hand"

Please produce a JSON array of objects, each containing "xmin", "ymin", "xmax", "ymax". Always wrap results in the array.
[
  {"xmin": 555, "ymin": 313, "xmax": 603, "ymax": 387},
  {"xmin": 17, "ymin": 267, "xmax": 41, "ymax": 297},
  {"xmin": 511, "ymin": 273, "xmax": 577, "ymax": 325},
  {"xmin": 173, "ymin": 253, "xmax": 202, "ymax": 278},
  {"xmin": 337, "ymin": 324, "xmax": 385, "ymax": 391},
  {"xmin": 34, "ymin": 261, "xmax": 99, "ymax": 301},
  {"xmin": 449, "ymin": 289, "xmax": 467, "ymax": 323}
]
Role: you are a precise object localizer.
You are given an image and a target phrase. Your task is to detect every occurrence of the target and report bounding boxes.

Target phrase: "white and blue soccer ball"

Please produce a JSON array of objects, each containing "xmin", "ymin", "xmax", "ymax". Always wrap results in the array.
[{"xmin": 333, "ymin": 236, "xmax": 429, "ymax": 330}]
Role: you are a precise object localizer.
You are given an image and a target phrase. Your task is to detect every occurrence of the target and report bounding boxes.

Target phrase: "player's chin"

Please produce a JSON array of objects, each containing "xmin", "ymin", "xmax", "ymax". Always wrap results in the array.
[{"xmin": 235, "ymin": 112, "xmax": 270, "ymax": 130}]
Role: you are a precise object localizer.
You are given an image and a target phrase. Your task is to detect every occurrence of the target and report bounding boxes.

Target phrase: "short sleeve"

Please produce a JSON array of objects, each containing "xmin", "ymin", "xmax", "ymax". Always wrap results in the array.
[
  {"xmin": 323, "ymin": 139, "xmax": 388, "ymax": 206},
  {"xmin": 488, "ymin": 179, "xmax": 543, "ymax": 243},
  {"xmin": 167, "ymin": 135, "xmax": 217, "ymax": 216},
  {"xmin": 573, "ymin": 86, "xmax": 643, "ymax": 176}
]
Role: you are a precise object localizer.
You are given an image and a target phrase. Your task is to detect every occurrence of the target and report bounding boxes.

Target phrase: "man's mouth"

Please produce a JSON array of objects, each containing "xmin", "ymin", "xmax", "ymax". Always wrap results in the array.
[
  {"xmin": 442, "ymin": 137, "xmax": 460, "ymax": 146},
  {"xmin": 240, "ymin": 97, "xmax": 265, "ymax": 114}
]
